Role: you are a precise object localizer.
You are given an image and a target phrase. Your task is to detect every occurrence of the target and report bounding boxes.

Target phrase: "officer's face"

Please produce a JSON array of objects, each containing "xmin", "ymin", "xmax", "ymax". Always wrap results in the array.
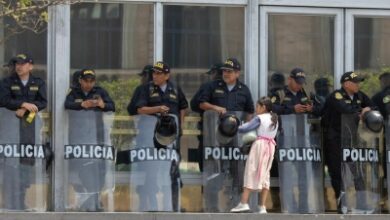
[
  {"xmin": 79, "ymin": 78, "xmax": 96, "ymax": 92},
  {"xmin": 222, "ymin": 69, "xmax": 239, "ymax": 85},
  {"xmin": 288, "ymin": 77, "xmax": 303, "ymax": 92},
  {"xmin": 15, "ymin": 62, "xmax": 33, "ymax": 77},
  {"xmin": 153, "ymin": 71, "xmax": 169, "ymax": 86},
  {"xmin": 344, "ymin": 81, "xmax": 360, "ymax": 93}
]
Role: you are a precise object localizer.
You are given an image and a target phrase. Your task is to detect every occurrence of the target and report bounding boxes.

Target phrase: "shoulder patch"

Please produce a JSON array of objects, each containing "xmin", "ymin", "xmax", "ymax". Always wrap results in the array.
[
  {"xmin": 335, "ymin": 92, "xmax": 343, "ymax": 100},
  {"xmin": 271, "ymin": 96, "xmax": 277, "ymax": 103}
]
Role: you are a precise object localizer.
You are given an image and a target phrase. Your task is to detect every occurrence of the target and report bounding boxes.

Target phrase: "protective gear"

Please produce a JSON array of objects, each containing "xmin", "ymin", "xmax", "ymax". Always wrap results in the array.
[
  {"xmin": 363, "ymin": 110, "xmax": 383, "ymax": 133},
  {"xmin": 154, "ymin": 115, "xmax": 178, "ymax": 146},
  {"xmin": 217, "ymin": 114, "xmax": 240, "ymax": 145}
]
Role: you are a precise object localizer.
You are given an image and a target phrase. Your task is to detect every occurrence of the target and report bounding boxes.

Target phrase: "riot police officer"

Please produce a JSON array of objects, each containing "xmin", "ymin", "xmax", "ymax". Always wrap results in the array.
[
  {"xmin": 198, "ymin": 58, "xmax": 254, "ymax": 212},
  {"xmin": 270, "ymin": 67, "xmax": 313, "ymax": 115},
  {"xmin": 0, "ymin": 53, "xmax": 47, "ymax": 210},
  {"xmin": 127, "ymin": 64, "xmax": 154, "ymax": 115},
  {"xmin": 65, "ymin": 69, "xmax": 115, "ymax": 211},
  {"xmin": 322, "ymin": 71, "xmax": 374, "ymax": 212},
  {"xmin": 135, "ymin": 61, "xmax": 188, "ymax": 212},
  {"xmin": 65, "ymin": 69, "xmax": 115, "ymax": 112}
]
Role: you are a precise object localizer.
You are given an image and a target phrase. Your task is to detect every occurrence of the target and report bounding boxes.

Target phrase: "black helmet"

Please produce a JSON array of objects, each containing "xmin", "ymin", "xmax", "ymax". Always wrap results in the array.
[
  {"xmin": 217, "ymin": 114, "xmax": 240, "ymax": 144},
  {"xmin": 154, "ymin": 115, "xmax": 177, "ymax": 146},
  {"xmin": 363, "ymin": 110, "xmax": 383, "ymax": 133}
]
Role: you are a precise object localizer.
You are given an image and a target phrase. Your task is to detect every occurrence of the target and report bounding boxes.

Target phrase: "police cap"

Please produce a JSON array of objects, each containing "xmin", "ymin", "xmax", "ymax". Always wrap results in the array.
[
  {"xmin": 290, "ymin": 67, "xmax": 306, "ymax": 85},
  {"xmin": 340, "ymin": 71, "xmax": 364, "ymax": 83},
  {"xmin": 153, "ymin": 61, "xmax": 170, "ymax": 74},
  {"xmin": 80, "ymin": 69, "xmax": 96, "ymax": 80},
  {"xmin": 14, "ymin": 53, "xmax": 34, "ymax": 64},
  {"xmin": 221, "ymin": 58, "xmax": 241, "ymax": 71}
]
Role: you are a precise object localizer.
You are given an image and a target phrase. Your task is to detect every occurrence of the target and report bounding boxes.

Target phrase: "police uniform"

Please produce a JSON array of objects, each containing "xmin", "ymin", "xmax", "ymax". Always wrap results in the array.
[
  {"xmin": 135, "ymin": 80, "xmax": 188, "ymax": 117},
  {"xmin": 65, "ymin": 86, "xmax": 115, "ymax": 112},
  {"xmin": 198, "ymin": 79, "xmax": 254, "ymax": 113},
  {"xmin": 270, "ymin": 86, "xmax": 310, "ymax": 115},
  {"xmin": 322, "ymin": 80, "xmax": 374, "ymax": 200},
  {"xmin": 1, "ymin": 74, "xmax": 47, "ymax": 111},
  {"xmin": 127, "ymin": 65, "xmax": 154, "ymax": 116},
  {"xmin": 0, "ymin": 54, "xmax": 47, "ymax": 210},
  {"xmin": 372, "ymin": 86, "xmax": 390, "ymax": 119}
]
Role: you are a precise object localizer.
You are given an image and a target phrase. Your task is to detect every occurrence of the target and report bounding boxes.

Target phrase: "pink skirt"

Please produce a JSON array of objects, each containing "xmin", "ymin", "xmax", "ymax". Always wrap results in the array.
[{"xmin": 243, "ymin": 137, "xmax": 276, "ymax": 190}]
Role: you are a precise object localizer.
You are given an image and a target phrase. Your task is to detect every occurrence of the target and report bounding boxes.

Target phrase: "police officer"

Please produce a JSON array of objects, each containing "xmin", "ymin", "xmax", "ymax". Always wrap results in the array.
[
  {"xmin": 270, "ymin": 67, "xmax": 313, "ymax": 115},
  {"xmin": 65, "ymin": 69, "xmax": 115, "ymax": 112},
  {"xmin": 65, "ymin": 68, "xmax": 115, "ymax": 211},
  {"xmin": 190, "ymin": 63, "xmax": 223, "ymax": 171},
  {"xmin": 1, "ymin": 54, "xmax": 47, "ymax": 116},
  {"xmin": 198, "ymin": 57, "xmax": 254, "ymax": 212},
  {"xmin": 127, "ymin": 64, "xmax": 153, "ymax": 115},
  {"xmin": 311, "ymin": 77, "xmax": 331, "ymax": 116},
  {"xmin": 199, "ymin": 58, "xmax": 254, "ymax": 116},
  {"xmin": 0, "ymin": 53, "xmax": 47, "ymax": 210},
  {"xmin": 372, "ymin": 72, "xmax": 390, "ymax": 119},
  {"xmin": 135, "ymin": 61, "xmax": 188, "ymax": 211},
  {"xmin": 322, "ymin": 71, "xmax": 374, "ymax": 212}
]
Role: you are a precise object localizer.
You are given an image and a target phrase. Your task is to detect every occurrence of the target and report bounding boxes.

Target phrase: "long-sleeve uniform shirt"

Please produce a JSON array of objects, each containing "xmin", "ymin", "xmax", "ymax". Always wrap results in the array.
[
  {"xmin": 65, "ymin": 86, "xmax": 115, "ymax": 112},
  {"xmin": 1, "ymin": 74, "xmax": 47, "ymax": 111},
  {"xmin": 198, "ymin": 79, "xmax": 254, "ymax": 113}
]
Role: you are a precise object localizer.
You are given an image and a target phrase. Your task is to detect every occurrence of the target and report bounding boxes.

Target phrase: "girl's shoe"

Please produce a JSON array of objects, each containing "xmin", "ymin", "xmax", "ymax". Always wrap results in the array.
[
  {"xmin": 259, "ymin": 205, "xmax": 267, "ymax": 214},
  {"xmin": 230, "ymin": 203, "xmax": 250, "ymax": 212}
]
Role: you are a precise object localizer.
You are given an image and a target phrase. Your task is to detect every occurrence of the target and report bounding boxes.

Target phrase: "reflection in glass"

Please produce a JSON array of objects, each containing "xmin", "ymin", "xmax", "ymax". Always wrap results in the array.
[
  {"xmin": 268, "ymin": 14, "xmax": 335, "ymax": 94},
  {"xmin": 70, "ymin": 3, "xmax": 154, "ymax": 212},
  {"xmin": 355, "ymin": 17, "xmax": 390, "ymax": 96}
]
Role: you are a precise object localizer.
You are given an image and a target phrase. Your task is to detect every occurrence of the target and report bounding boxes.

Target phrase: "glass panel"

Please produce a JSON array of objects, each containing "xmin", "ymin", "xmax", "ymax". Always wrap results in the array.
[
  {"xmin": 163, "ymin": 5, "xmax": 245, "ymax": 212},
  {"xmin": 70, "ymin": 3, "xmax": 154, "ymax": 212},
  {"xmin": 268, "ymin": 14, "xmax": 335, "ymax": 94},
  {"xmin": 355, "ymin": 17, "xmax": 390, "ymax": 97},
  {"xmin": 0, "ymin": 12, "xmax": 49, "ymax": 211}
]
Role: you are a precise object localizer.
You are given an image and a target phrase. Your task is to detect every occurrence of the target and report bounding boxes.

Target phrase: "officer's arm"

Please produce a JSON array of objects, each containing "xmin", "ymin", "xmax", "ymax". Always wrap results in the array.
[
  {"xmin": 64, "ymin": 90, "xmax": 83, "ymax": 110},
  {"xmin": 32, "ymin": 82, "xmax": 47, "ymax": 111},
  {"xmin": 244, "ymin": 88, "xmax": 255, "ymax": 119},
  {"xmin": 270, "ymin": 94, "xmax": 285, "ymax": 115},
  {"xmin": 127, "ymin": 86, "xmax": 142, "ymax": 115},
  {"xmin": 362, "ymin": 92, "xmax": 375, "ymax": 109},
  {"xmin": 100, "ymin": 89, "xmax": 115, "ymax": 112},
  {"xmin": 1, "ymin": 79, "xmax": 24, "ymax": 110}
]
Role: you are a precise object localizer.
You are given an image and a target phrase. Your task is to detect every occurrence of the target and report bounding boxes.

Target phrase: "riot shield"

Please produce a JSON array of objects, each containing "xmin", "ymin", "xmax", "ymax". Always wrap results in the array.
[
  {"xmin": 0, "ymin": 108, "xmax": 49, "ymax": 211},
  {"xmin": 128, "ymin": 114, "xmax": 180, "ymax": 212},
  {"xmin": 202, "ymin": 111, "xmax": 253, "ymax": 212},
  {"xmin": 340, "ymin": 114, "xmax": 381, "ymax": 214},
  {"xmin": 277, "ymin": 114, "xmax": 324, "ymax": 213},
  {"xmin": 64, "ymin": 110, "xmax": 115, "ymax": 211},
  {"xmin": 386, "ymin": 116, "xmax": 390, "ymax": 211}
]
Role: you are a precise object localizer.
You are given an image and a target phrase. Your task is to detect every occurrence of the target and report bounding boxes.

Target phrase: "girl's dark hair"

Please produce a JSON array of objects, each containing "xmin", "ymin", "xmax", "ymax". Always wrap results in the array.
[{"xmin": 257, "ymin": 96, "xmax": 278, "ymax": 129}]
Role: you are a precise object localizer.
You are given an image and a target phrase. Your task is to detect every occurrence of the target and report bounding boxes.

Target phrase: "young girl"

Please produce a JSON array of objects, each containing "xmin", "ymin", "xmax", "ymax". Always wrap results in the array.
[{"xmin": 230, "ymin": 96, "xmax": 278, "ymax": 214}]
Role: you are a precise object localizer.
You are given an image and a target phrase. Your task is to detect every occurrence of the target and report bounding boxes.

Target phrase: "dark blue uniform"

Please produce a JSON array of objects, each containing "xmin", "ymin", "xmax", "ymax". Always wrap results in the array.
[
  {"xmin": 1, "ymin": 74, "xmax": 47, "ymax": 111},
  {"xmin": 127, "ymin": 85, "xmax": 143, "ymax": 115},
  {"xmin": 371, "ymin": 86, "xmax": 390, "ymax": 119},
  {"xmin": 135, "ymin": 81, "xmax": 188, "ymax": 117},
  {"xmin": 269, "ymin": 86, "xmax": 309, "ymax": 115},
  {"xmin": 198, "ymin": 79, "xmax": 254, "ymax": 113},
  {"xmin": 322, "ymin": 88, "xmax": 374, "ymax": 199},
  {"xmin": 0, "ymin": 73, "xmax": 47, "ymax": 210},
  {"xmin": 65, "ymin": 86, "xmax": 115, "ymax": 112}
]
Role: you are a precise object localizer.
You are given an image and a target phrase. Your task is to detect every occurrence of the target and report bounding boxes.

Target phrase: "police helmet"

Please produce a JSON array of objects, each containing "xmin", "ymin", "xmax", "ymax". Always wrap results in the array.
[
  {"xmin": 216, "ymin": 114, "xmax": 240, "ymax": 145},
  {"xmin": 154, "ymin": 115, "xmax": 177, "ymax": 146},
  {"xmin": 363, "ymin": 110, "xmax": 384, "ymax": 133}
]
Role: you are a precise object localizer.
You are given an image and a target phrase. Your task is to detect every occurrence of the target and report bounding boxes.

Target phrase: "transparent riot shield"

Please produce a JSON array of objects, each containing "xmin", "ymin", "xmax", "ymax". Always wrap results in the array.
[
  {"xmin": 386, "ymin": 116, "xmax": 390, "ymax": 211},
  {"xmin": 128, "ymin": 114, "xmax": 180, "ymax": 212},
  {"xmin": 340, "ymin": 114, "xmax": 381, "ymax": 214},
  {"xmin": 277, "ymin": 114, "xmax": 324, "ymax": 213},
  {"xmin": 202, "ymin": 111, "xmax": 253, "ymax": 212},
  {"xmin": 0, "ymin": 108, "xmax": 49, "ymax": 211},
  {"xmin": 64, "ymin": 110, "xmax": 115, "ymax": 211}
]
